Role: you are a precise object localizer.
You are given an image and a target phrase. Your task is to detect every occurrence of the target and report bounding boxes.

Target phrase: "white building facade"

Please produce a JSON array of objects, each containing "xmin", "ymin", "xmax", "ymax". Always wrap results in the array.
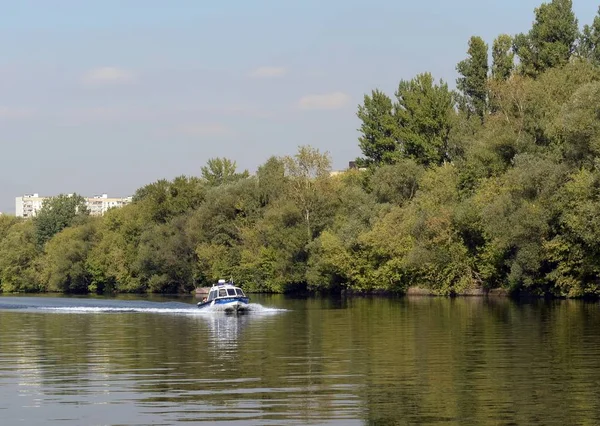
[
  {"xmin": 86, "ymin": 194, "xmax": 133, "ymax": 216},
  {"xmin": 15, "ymin": 194, "xmax": 45, "ymax": 218},
  {"xmin": 15, "ymin": 193, "xmax": 133, "ymax": 218}
]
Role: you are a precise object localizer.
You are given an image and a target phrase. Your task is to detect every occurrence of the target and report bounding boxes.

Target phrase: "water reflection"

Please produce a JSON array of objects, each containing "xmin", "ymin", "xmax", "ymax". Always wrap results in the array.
[
  {"xmin": 1, "ymin": 295, "xmax": 600, "ymax": 425},
  {"xmin": 203, "ymin": 314, "xmax": 250, "ymax": 357}
]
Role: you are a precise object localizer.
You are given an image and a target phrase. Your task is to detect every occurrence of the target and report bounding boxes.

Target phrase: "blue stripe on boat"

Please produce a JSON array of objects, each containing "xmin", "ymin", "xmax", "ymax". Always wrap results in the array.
[{"xmin": 213, "ymin": 297, "xmax": 249, "ymax": 304}]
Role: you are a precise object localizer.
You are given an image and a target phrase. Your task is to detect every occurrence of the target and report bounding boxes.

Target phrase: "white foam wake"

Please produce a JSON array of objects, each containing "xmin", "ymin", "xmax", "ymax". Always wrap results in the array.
[
  {"xmin": 38, "ymin": 306, "xmax": 200, "ymax": 314},
  {"xmin": 205, "ymin": 303, "xmax": 288, "ymax": 314},
  {"xmin": 37, "ymin": 303, "xmax": 287, "ymax": 315}
]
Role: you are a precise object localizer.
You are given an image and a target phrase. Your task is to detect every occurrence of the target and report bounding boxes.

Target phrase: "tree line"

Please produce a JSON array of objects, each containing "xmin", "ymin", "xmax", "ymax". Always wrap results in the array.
[{"xmin": 1, "ymin": 0, "xmax": 600, "ymax": 297}]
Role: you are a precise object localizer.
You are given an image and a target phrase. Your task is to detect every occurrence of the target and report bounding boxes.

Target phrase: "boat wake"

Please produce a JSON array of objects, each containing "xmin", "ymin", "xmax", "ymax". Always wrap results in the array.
[
  {"xmin": 202, "ymin": 303, "xmax": 283, "ymax": 314},
  {"xmin": 0, "ymin": 297, "xmax": 287, "ymax": 316},
  {"xmin": 39, "ymin": 303, "xmax": 285, "ymax": 315}
]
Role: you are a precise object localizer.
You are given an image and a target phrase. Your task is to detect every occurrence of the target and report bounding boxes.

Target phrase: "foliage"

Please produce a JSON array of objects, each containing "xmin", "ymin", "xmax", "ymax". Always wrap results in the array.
[
  {"xmin": 492, "ymin": 34, "xmax": 515, "ymax": 81},
  {"xmin": 34, "ymin": 193, "xmax": 89, "ymax": 249},
  {"xmin": 257, "ymin": 156, "xmax": 286, "ymax": 206},
  {"xmin": 551, "ymin": 81, "xmax": 600, "ymax": 167},
  {"xmin": 133, "ymin": 176, "xmax": 205, "ymax": 223},
  {"xmin": 394, "ymin": 73, "xmax": 456, "ymax": 166},
  {"xmin": 578, "ymin": 7, "xmax": 600, "ymax": 64},
  {"xmin": 513, "ymin": 0, "xmax": 579, "ymax": 77},
  {"xmin": 2, "ymin": 0, "xmax": 600, "ymax": 298},
  {"xmin": 356, "ymin": 89, "xmax": 399, "ymax": 166},
  {"xmin": 368, "ymin": 160, "xmax": 424, "ymax": 205},
  {"xmin": 38, "ymin": 221, "xmax": 98, "ymax": 293},
  {"xmin": 356, "ymin": 73, "xmax": 456, "ymax": 167},
  {"xmin": 283, "ymin": 145, "xmax": 333, "ymax": 238},
  {"xmin": 0, "ymin": 220, "xmax": 40, "ymax": 292},
  {"xmin": 201, "ymin": 157, "xmax": 249, "ymax": 186},
  {"xmin": 457, "ymin": 36, "xmax": 489, "ymax": 120},
  {"xmin": 136, "ymin": 216, "xmax": 197, "ymax": 294}
]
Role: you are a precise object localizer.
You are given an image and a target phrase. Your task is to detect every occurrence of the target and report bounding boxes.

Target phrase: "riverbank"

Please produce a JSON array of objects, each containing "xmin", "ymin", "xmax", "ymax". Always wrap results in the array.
[
  {"xmin": 336, "ymin": 286, "xmax": 511, "ymax": 298},
  {"xmin": 0, "ymin": 284, "xmax": 592, "ymax": 300},
  {"xmin": 338, "ymin": 286, "xmax": 597, "ymax": 299},
  {"xmin": 405, "ymin": 286, "xmax": 511, "ymax": 297}
]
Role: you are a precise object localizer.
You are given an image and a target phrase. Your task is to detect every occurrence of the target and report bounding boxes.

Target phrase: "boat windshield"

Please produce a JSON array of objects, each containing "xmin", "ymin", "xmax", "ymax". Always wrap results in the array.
[{"xmin": 210, "ymin": 285, "xmax": 246, "ymax": 299}]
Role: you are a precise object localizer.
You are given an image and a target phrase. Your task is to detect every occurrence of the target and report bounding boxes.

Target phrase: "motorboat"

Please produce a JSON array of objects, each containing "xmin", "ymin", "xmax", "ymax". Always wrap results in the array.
[{"xmin": 197, "ymin": 279, "xmax": 250, "ymax": 313}]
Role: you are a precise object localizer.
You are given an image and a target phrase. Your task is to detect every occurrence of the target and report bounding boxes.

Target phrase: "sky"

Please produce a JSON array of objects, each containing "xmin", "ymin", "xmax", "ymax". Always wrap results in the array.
[{"xmin": 1, "ymin": 0, "xmax": 599, "ymax": 213}]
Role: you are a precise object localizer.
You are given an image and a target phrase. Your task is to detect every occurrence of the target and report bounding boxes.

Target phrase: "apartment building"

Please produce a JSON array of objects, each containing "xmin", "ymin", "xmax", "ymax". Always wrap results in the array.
[
  {"xmin": 15, "ymin": 194, "xmax": 45, "ymax": 218},
  {"xmin": 329, "ymin": 161, "xmax": 367, "ymax": 177},
  {"xmin": 86, "ymin": 193, "xmax": 133, "ymax": 216},
  {"xmin": 15, "ymin": 193, "xmax": 133, "ymax": 218}
]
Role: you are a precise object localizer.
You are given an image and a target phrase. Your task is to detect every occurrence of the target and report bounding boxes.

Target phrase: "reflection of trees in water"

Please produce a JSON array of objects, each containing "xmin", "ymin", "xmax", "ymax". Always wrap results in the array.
[
  {"xmin": 2, "ymin": 298, "xmax": 600, "ymax": 424},
  {"xmin": 357, "ymin": 297, "xmax": 600, "ymax": 425}
]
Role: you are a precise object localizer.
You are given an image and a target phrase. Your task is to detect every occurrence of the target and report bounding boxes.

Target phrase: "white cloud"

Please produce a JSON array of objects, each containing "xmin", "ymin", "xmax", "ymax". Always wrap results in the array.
[
  {"xmin": 298, "ymin": 92, "xmax": 351, "ymax": 110},
  {"xmin": 56, "ymin": 107, "xmax": 152, "ymax": 124},
  {"xmin": 250, "ymin": 66, "xmax": 287, "ymax": 78},
  {"xmin": 207, "ymin": 104, "xmax": 274, "ymax": 119},
  {"xmin": 0, "ymin": 106, "xmax": 35, "ymax": 120},
  {"xmin": 81, "ymin": 67, "xmax": 136, "ymax": 85},
  {"xmin": 177, "ymin": 123, "xmax": 231, "ymax": 137},
  {"xmin": 50, "ymin": 104, "xmax": 273, "ymax": 126}
]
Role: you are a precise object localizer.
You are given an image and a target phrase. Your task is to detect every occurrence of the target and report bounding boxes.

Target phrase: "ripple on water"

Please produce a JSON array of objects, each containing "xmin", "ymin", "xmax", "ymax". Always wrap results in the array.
[{"xmin": 1, "ymin": 296, "xmax": 600, "ymax": 425}]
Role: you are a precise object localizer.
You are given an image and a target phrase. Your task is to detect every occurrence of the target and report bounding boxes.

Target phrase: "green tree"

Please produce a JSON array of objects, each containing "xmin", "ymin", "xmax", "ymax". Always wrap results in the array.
[
  {"xmin": 456, "ymin": 36, "xmax": 489, "ymax": 120},
  {"xmin": 578, "ymin": 7, "xmax": 600, "ymax": 64},
  {"xmin": 257, "ymin": 156, "xmax": 286, "ymax": 206},
  {"xmin": 513, "ymin": 0, "xmax": 579, "ymax": 77},
  {"xmin": 545, "ymin": 168, "xmax": 600, "ymax": 296},
  {"xmin": 523, "ymin": 60, "xmax": 599, "ymax": 148},
  {"xmin": 472, "ymin": 153, "xmax": 569, "ymax": 293},
  {"xmin": 136, "ymin": 217, "xmax": 197, "ymax": 293},
  {"xmin": 238, "ymin": 201, "xmax": 308, "ymax": 292},
  {"xmin": 395, "ymin": 73, "xmax": 456, "ymax": 166},
  {"xmin": 133, "ymin": 176, "xmax": 205, "ymax": 224},
  {"xmin": 356, "ymin": 89, "xmax": 399, "ymax": 166},
  {"xmin": 368, "ymin": 160, "xmax": 424, "ymax": 205},
  {"xmin": 283, "ymin": 145, "xmax": 333, "ymax": 238},
  {"xmin": 38, "ymin": 221, "xmax": 98, "ymax": 293},
  {"xmin": 0, "ymin": 220, "xmax": 40, "ymax": 292},
  {"xmin": 187, "ymin": 177, "xmax": 263, "ymax": 287},
  {"xmin": 86, "ymin": 202, "xmax": 148, "ymax": 293},
  {"xmin": 0, "ymin": 215, "xmax": 21, "ymax": 241},
  {"xmin": 492, "ymin": 34, "xmax": 515, "ymax": 81},
  {"xmin": 201, "ymin": 157, "xmax": 249, "ymax": 186},
  {"xmin": 188, "ymin": 177, "xmax": 262, "ymax": 249},
  {"xmin": 306, "ymin": 177, "xmax": 380, "ymax": 292},
  {"xmin": 552, "ymin": 81, "xmax": 600, "ymax": 167},
  {"xmin": 34, "ymin": 193, "xmax": 89, "ymax": 249}
]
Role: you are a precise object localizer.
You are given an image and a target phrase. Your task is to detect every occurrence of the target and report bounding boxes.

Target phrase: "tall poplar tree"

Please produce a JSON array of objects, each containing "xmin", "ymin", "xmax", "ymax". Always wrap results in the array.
[
  {"xmin": 356, "ymin": 89, "xmax": 399, "ymax": 167},
  {"xmin": 492, "ymin": 34, "xmax": 514, "ymax": 81},
  {"xmin": 579, "ymin": 7, "xmax": 600, "ymax": 65},
  {"xmin": 513, "ymin": 0, "xmax": 579, "ymax": 77},
  {"xmin": 395, "ymin": 73, "xmax": 456, "ymax": 166},
  {"xmin": 456, "ymin": 36, "xmax": 489, "ymax": 120}
]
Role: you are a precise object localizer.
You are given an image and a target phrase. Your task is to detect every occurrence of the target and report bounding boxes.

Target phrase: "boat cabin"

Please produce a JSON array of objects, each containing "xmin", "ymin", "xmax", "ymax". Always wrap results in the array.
[{"xmin": 206, "ymin": 280, "xmax": 246, "ymax": 302}]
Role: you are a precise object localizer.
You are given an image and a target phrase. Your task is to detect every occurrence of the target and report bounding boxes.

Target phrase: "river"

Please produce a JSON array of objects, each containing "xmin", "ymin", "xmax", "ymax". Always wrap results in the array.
[{"xmin": 0, "ymin": 294, "xmax": 599, "ymax": 425}]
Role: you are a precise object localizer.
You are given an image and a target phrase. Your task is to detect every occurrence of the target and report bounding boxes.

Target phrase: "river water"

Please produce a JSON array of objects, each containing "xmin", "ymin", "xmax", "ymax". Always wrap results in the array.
[{"xmin": 0, "ymin": 294, "xmax": 599, "ymax": 425}]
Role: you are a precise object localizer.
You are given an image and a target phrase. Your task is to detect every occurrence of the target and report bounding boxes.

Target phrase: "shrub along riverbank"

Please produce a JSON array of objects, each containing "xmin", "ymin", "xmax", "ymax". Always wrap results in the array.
[{"xmin": 2, "ymin": 0, "xmax": 600, "ymax": 298}]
